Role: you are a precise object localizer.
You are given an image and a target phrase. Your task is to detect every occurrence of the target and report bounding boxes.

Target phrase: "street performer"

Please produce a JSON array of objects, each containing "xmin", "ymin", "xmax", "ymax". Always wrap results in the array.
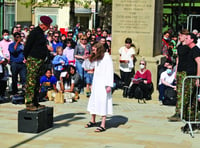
[{"xmin": 24, "ymin": 16, "xmax": 53, "ymax": 111}]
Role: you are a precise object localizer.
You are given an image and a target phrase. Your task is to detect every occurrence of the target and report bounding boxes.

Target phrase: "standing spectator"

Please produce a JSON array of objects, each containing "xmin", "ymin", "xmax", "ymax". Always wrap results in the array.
[
  {"xmin": 86, "ymin": 29, "xmax": 92, "ymax": 41},
  {"xmin": 22, "ymin": 26, "xmax": 29, "ymax": 39},
  {"xmin": 29, "ymin": 25, "xmax": 35, "ymax": 32},
  {"xmin": 49, "ymin": 25, "xmax": 54, "ymax": 32},
  {"xmin": 161, "ymin": 31, "xmax": 171, "ymax": 61},
  {"xmin": 91, "ymin": 28, "xmax": 96, "ymax": 35},
  {"xmin": 76, "ymin": 31, "xmax": 84, "ymax": 44},
  {"xmin": 20, "ymin": 32, "xmax": 26, "ymax": 45},
  {"xmin": 63, "ymin": 39, "xmax": 75, "ymax": 66},
  {"xmin": 99, "ymin": 37, "xmax": 109, "ymax": 52},
  {"xmin": 51, "ymin": 31, "xmax": 63, "ymax": 53},
  {"xmin": 82, "ymin": 50, "xmax": 95, "ymax": 97},
  {"xmin": 106, "ymin": 30, "xmax": 112, "ymax": 41},
  {"xmin": 74, "ymin": 35, "xmax": 91, "ymax": 93},
  {"xmin": 24, "ymin": 15, "xmax": 53, "ymax": 111},
  {"xmin": 16, "ymin": 24, "xmax": 22, "ymax": 33},
  {"xmin": 85, "ymin": 43, "xmax": 113, "ymax": 132},
  {"xmin": 8, "ymin": 32, "xmax": 27, "ymax": 95},
  {"xmin": 67, "ymin": 31, "xmax": 76, "ymax": 48},
  {"xmin": 102, "ymin": 30, "xmax": 108, "ymax": 38},
  {"xmin": 106, "ymin": 39, "xmax": 111, "ymax": 55},
  {"xmin": 10, "ymin": 26, "xmax": 18, "ymax": 40},
  {"xmin": 96, "ymin": 27, "xmax": 102, "ymax": 41},
  {"xmin": 119, "ymin": 37, "xmax": 135, "ymax": 97},
  {"xmin": 61, "ymin": 34, "xmax": 67, "ymax": 49},
  {"xmin": 73, "ymin": 23, "xmax": 80, "ymax": 38},
  {"xmin": 54, "ymin": 24, "xmax": 61, "ymax": 35},
  {"xmin": 52, "ymin": 46, "xmax": 68, "ymax": 80},
  {"xmin": 168, "ymin": 29, "xmax": 190, "ymax": 122},
  {"xmin": 0, "ymin": 29, "xmax": 12, "ymax": 61},
  {"xmin": 180, "ymin": 33, "xmax": 200, "ymax": 131},
  {"xmin": 0, "ymin": 48, "xmax": 8, "ymax": 100}
]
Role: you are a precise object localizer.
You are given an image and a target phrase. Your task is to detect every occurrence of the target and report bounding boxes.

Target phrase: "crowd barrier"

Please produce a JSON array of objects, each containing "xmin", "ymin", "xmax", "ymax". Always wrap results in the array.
[{"xmin": 181, "ymin": 76, "xmax": 200, "ymax": 137}]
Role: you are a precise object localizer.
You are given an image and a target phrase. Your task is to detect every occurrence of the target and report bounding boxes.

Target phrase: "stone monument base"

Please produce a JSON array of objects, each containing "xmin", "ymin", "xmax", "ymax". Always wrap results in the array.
[{"xmin": 18, "ymin": 107, "xmax": 53, "ymax": 133}]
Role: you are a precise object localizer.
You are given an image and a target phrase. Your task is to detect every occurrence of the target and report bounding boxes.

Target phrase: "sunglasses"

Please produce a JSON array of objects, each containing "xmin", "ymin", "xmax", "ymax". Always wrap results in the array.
[
  {"xmin": 54, "ymin": 36, "xmax": 59, "ymax": 38},
  {"xmin": 140, "ymin": 63, "xmax": 145, "ymax": 65},
  {"xmin": 21, "ymin": 36, "xmax": 25, "ymax": 37},
  {"xmin": 81, "ymin": 38, "xmax": 87, "ymax": 40}
]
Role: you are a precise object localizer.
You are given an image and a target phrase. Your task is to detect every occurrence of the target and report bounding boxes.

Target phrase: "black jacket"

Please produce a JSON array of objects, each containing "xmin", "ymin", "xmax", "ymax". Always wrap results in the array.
[{"xmin": 24, "ymin": 26, "xmax": 48, "ymax": 60}]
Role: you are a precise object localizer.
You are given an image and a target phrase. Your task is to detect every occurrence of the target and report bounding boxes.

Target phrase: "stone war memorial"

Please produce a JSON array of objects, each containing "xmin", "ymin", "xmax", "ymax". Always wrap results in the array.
[{"xmin": 112, "ymin": 0, "xmax": 163, "ymax": 99}]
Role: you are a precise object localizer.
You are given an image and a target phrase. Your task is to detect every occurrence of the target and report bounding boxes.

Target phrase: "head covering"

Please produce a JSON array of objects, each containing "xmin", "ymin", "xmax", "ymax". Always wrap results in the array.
[{"xmin": 40, "ymin": 16, "xmax": 52, "ymax": 26}]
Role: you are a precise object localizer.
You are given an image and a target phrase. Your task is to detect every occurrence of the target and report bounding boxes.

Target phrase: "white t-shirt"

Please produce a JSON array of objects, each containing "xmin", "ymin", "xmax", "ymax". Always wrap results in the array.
[
  {"xmin": 119, "ymin": 46, "xmax": 135, "ymax": 72},
  {"xmin": 159, "ymin": 71, "xmax": 175, "ymax": 85}
]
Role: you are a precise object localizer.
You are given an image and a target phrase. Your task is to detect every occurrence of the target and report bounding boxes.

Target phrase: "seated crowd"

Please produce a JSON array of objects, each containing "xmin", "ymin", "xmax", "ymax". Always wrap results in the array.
[
  {"xmin": 1, "ymin": 23, "xmax": 199, "ymax": 108},
  {"xmin": 0, "ymin": 24, "xmax": 113, "ymax": 103}
]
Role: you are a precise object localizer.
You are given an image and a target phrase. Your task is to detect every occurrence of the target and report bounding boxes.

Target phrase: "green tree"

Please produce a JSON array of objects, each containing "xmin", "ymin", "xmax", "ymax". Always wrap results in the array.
[{"xmin": 19, "ymin": 0, "xmax": 112, "ymax": 28}]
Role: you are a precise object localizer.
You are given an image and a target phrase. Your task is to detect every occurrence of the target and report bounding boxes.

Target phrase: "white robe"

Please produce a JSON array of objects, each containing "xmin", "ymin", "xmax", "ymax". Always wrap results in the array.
[{"xmin": 87, "ymin": 52, "xmax": 114, "ymax": 116}]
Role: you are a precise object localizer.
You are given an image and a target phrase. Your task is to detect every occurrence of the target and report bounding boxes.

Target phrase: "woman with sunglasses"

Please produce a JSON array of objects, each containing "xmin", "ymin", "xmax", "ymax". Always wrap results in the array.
[
  {"xmin": 128, "ymin": 59, "xmax": 153, "ymax": 100},
  {"xmin": 74, "ymin": 35, "xmax": 91, "ymax": 93}
]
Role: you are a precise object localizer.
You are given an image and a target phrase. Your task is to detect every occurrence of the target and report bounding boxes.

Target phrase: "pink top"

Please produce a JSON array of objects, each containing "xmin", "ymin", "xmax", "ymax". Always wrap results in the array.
[
  {"xmin": 0, "ymin": 39, "xmax": 12, "ymax": 60},
  {"xmin": 134, "ymin": 69, "xmax": 152, "ymax": 84}
]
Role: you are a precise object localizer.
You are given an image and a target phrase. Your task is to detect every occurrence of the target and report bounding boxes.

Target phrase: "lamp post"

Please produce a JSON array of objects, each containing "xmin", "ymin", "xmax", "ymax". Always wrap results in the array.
[{"xmin": 0, "ymin": 0, "xmax": 4, "ymax": 34}]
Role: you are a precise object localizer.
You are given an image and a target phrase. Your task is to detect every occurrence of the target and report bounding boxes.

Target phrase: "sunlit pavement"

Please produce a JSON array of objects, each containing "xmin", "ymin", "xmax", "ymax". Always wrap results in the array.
[{"xmin": 0, "ymin": 89, "xmax": 200, "ymax": 148}]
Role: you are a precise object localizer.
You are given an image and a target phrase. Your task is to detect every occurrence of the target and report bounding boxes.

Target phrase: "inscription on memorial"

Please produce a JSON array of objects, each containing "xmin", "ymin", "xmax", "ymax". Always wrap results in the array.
[{"xmin": 113, "ymin": 0, "xmax": 154, "ymax": 34}]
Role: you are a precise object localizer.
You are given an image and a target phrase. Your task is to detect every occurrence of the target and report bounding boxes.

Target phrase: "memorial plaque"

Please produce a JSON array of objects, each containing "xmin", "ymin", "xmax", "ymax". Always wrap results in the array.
[
  {"xmin": 112, "ymin": 0, "xmax": 163, "ymax": 99},
  {"xmin": 112, "ymin": 0, "xmax": 162, "ymax": 56}
]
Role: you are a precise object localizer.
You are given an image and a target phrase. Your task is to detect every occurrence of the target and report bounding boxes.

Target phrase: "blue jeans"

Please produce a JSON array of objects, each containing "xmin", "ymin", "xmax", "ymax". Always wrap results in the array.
[
  {"xmin": 75, "ymin": 60, "xmax": 84, "ymax": 89},
  {"xmin": 158, "ymin": 84, "xmax": 174, "ymax": 101},
  {"xmin": 84, "ymin": 72, "xmax": 93, "ymax": 84},
  {"xmin": 10, "ymin": 62, "xmax": 27, "ymax": 94}
]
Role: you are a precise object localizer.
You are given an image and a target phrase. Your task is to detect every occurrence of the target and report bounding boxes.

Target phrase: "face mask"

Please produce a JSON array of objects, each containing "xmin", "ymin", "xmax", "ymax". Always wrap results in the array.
[
  {"xmin": 3, "ymin": 35, "xmax": 9, "ymax": 40},
  {"xmin": 140, "ymin": 64, "xmax": 145, "ymax": 69},
  {"xmin": 167, "ymin": 69, "xmax": 172, "ymax": 74},
  {"xmin": 163, "ymin": 36, "xmax": 169, "ymax": 41}
]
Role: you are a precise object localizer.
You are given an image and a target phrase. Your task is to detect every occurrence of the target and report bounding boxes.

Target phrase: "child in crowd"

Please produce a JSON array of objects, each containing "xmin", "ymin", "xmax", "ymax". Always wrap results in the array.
[
  {"xmin": 82, "ymin": 51, "xmax": 95, "ymax": 97},
  {"xmin": 63, "ymin": 39, "xmax": 75, "ymax": 66},
  {"xmin": 52, "ymin": 46, "xmax": 68, "ymax": 80},
  {"xmin": 39, "ymin": 69, "xmax": 57, "ymax": 101}
]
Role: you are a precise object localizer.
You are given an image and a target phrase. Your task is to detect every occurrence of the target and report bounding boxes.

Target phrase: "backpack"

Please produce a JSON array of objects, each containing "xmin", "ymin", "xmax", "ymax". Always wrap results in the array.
[
  {"xmin": 11, "ymin": 95, "xmax": 25, "ymax": 104},
  {"xmin": 163, "ymin": 88, "xmax": 177, "ymax": 106}
]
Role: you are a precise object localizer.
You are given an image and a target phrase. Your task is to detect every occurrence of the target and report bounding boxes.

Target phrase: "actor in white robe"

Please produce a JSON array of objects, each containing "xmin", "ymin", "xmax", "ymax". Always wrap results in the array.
[
  {"xmin": 85, "ymin": 42, "xmax": 113, "ymax": 132},
  {"xmin": 87, "ymin": 52, "xmax": 113, "ymax": 115}
]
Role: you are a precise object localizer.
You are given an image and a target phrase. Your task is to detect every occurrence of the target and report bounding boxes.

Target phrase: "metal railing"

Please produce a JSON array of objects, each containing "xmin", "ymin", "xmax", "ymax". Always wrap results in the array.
[{"xmin": 181, "ymin": 76, "xmax": 200, "ymax": 137}]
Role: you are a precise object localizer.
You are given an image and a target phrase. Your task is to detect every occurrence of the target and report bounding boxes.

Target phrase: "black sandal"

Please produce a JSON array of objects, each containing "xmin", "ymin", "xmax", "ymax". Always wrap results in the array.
[
  {"xmin": 85, "ymin": 121, "xmax": 96, "ymax": 128},
  {"xmin": 95, "ymin": 126, "xmax": 106, "ymax": 132}
]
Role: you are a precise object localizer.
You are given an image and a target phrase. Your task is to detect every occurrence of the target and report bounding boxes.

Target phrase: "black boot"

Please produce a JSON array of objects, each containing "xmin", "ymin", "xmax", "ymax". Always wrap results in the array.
[{"xmin": 123, "ymin": 86, "xmax": 129, "ymax": 98}]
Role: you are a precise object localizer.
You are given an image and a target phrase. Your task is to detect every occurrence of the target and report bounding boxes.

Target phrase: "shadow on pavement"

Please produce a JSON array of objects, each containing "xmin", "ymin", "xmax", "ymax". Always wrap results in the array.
[
  {"xmin": 106, "ymin": 115, "xmax": 128, "ymax": 129},
  {"xmin": 10, "ymin": 112, "xmax": 86, "ymax": 148}
]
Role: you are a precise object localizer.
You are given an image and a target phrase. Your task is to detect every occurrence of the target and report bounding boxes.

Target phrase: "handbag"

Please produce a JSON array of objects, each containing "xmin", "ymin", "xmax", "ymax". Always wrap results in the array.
[{"xmin": 54, "ymin": 92, "xmax": 64, "ymax": 104}]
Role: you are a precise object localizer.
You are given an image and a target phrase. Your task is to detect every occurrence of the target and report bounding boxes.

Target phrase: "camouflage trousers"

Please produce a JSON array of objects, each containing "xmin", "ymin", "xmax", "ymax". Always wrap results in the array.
[
  {"xmin": 175, "ymin": 71, "xmax": 187, "ymax": 114},
  {"xmin": 182, "ymin": 77, "xmax": 198, "ymax": 121},
  {"xmin": 25, "ymin": 57, "xmax": 44, "ymax": 105}
]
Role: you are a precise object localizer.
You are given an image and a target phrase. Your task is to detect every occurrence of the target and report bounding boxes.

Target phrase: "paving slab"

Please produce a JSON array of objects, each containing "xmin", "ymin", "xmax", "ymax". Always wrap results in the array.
[{"xmin": 0, "ymin": 90, "xmax": 200, "ymax": 148}]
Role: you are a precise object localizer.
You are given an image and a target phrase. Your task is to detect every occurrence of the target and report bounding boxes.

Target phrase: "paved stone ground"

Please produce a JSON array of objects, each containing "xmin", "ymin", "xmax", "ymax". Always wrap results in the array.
[{"xmin": 1, "ymin": 90, "xmax": 200, "ymax": 148}]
